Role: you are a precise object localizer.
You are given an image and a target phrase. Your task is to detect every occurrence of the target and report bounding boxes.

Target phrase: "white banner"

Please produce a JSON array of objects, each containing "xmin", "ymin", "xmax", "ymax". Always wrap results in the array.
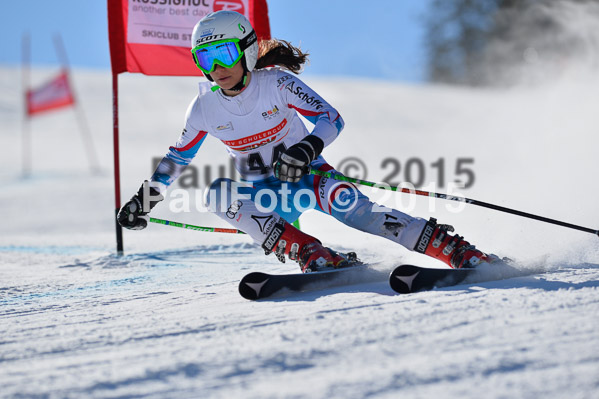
[{"xmin": 127, "ymin": 0, "xmax": 250, "ymax": 47}]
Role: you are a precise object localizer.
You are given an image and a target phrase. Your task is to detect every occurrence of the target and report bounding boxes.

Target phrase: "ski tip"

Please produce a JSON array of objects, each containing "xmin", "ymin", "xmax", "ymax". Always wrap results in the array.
[
  {"xmin": 238, "ymin": 272, "xmax": 272, "ymax": 300},
  {"xmin": 389, "ymin": 265, "xmax": 422, "ymax": 294}
]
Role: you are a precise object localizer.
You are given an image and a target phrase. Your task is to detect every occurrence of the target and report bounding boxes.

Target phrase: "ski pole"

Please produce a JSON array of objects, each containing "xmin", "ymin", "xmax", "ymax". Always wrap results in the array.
[
  {"xmin": 149, "ymin": 217, "xmax": 246, "ymax": 234},
  {"xmin": 309, "ymin": 168, "xmax": 599, "ymax": 237}
]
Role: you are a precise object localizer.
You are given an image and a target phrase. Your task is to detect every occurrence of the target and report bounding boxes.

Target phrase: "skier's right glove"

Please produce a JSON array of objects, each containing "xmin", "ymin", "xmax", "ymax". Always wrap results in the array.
[
  {"xmin": 273, "ymin": 135, "xmax": 324, "ymax": 183},
  {"xmin": 117, "ymin": 181, "xmax": 164, "ymax": 230}
]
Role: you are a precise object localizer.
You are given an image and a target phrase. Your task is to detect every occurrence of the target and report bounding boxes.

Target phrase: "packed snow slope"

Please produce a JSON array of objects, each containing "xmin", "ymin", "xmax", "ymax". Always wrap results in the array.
[{"xmin": 1, "ymin": 66, "xmax": 598, "ymax": 398}]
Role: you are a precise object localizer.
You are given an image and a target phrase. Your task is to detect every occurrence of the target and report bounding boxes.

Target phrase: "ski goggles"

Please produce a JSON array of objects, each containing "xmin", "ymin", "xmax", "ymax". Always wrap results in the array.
[{"xmin": 191, "ymin": 39, "xmax": 244, "ymax": 75}]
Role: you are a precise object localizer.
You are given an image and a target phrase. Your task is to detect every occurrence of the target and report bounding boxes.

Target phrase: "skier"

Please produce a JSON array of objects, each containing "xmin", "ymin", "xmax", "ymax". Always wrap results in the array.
[{"xmin": 117, "ymin": 10, "xmax": 497, "ymax": 272}]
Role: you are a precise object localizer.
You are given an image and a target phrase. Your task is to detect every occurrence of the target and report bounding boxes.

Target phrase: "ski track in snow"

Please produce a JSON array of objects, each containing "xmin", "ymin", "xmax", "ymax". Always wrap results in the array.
[
  {"xmin": 1, "ymin": 67, "xmax": 599, "ymax": 398},
  {"xmin": 1, "ymin": 244, "xmax": 598, "ymax": 398}
]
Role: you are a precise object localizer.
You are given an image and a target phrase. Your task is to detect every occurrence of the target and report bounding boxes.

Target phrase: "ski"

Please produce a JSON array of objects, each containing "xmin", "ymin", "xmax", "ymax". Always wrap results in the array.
[
  {"xmin": 239, "ymin": 264, "xmax": 369, "ymax": 300},
  {"xmin": 389, "ymin": 265, "xmax": 475, "ymax": 294},
  {"xmin": 389, "ymin": 262, "xmax": 521, "ymax": 294}
]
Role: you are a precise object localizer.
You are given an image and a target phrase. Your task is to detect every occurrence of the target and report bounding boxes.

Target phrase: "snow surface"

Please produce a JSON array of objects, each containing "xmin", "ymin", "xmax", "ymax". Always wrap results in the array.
[{"xmin": 1, "ymin": 66, "xmax": 599, "ymax": 398}]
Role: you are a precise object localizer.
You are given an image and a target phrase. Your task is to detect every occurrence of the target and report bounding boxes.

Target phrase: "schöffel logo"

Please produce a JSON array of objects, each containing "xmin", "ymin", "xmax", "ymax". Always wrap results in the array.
[
  {"xmin": 262, "ymin": 105, "xmax": 280, "ymax": 120},
  {"xmin": 284, "ymin": 81, "xmax": 324, "ymax": 111},
  {"xmin": 416, "ymin": 224, "xmax": 435, "ymax": 253}
]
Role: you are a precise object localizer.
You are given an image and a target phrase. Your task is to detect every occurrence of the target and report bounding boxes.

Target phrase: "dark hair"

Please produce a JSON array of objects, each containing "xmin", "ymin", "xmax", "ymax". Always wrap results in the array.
[{"xmin": 254, "ymin": 39, "xmax": 309, "ymax": 74}]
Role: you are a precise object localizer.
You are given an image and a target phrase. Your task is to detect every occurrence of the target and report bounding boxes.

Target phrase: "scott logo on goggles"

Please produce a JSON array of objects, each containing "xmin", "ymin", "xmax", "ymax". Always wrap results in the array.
[{"xmin": 195, "ymin": 34, "xmax": 226, "ymax": 46}]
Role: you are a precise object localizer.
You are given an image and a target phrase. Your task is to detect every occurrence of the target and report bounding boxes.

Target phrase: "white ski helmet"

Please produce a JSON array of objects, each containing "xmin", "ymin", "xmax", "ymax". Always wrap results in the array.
[{"xmin": 191, "ymin": 10, "xmax": 259, "ymax": 76}]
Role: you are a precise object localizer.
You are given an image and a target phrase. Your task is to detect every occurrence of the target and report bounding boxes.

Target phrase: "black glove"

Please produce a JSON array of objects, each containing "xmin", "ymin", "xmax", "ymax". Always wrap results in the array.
[
  {"xmin": 273, "ymin": 135, "xmax": 324, "ymax": 183},
  {"xmin": 117, "ymin": 181, "xmax": 164, "ymax": 230}
]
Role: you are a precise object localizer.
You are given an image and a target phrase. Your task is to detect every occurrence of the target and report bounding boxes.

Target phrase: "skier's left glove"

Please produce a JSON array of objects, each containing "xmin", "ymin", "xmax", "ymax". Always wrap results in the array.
[
  {"xmin": 117, "ymin": 181, "xmax": 164, "ymax": 230},
  {"xmin": 273, "ymin": 135, "xmax": 324, "ymax": 183}
]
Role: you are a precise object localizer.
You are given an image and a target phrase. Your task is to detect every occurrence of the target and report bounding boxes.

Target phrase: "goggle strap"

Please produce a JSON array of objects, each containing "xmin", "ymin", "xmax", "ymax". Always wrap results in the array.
[{"xmin": 239, "ymin": 29, "xmax": 257, "ymax": 52}]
